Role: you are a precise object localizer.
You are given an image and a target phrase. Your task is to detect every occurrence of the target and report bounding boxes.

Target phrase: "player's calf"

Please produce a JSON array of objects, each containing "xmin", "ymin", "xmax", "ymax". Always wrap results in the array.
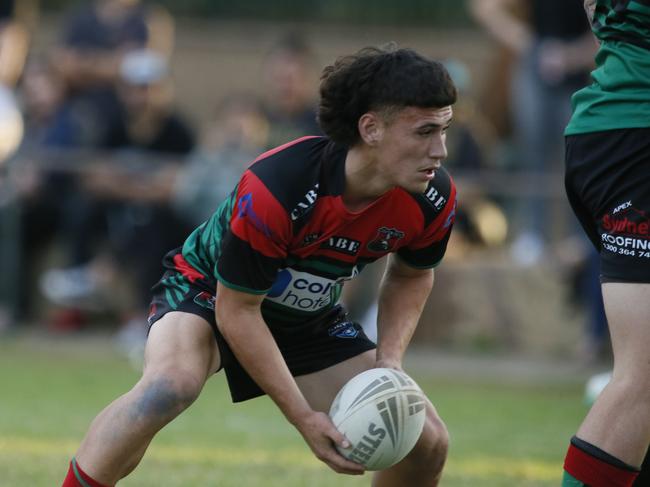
[
  {"xmin": 64, "ymin": 369, "xmax": 206, "ymax": 487},
  {"xmin": 563, "ymin": 436, "xmax": 641, "ymax": 487},
  {"xmin": 562, "ymin": 374, "xmax": 650, "ymax": 487}
]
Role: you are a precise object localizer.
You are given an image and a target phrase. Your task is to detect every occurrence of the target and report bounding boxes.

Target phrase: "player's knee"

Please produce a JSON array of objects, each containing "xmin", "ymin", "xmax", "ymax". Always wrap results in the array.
[
  {"xmin": 408, "ymin": 413, "xmax": 449, "ymax": 469},
  {"xmin": 131, "ymin": 370, "xmax": 204, "ymax": 422}
]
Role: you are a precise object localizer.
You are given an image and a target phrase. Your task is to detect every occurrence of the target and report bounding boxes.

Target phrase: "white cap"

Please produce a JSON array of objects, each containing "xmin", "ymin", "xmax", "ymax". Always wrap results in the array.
[{"xmin": 119, "ymin": 49, "xmax": 168, "ymax": 85}]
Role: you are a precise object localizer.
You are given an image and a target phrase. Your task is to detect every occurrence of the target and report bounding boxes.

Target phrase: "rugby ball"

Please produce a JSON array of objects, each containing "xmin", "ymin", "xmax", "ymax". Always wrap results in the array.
[{"xmin": 329, "ymin": 368, "xmax": 427, "ymax": 470}]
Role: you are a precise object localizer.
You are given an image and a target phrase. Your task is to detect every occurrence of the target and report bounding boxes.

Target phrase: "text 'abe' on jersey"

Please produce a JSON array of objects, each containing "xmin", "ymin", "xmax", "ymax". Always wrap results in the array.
[{"xmin": 209, "ymin": 136, "xmax": 456, "ymax": 326}]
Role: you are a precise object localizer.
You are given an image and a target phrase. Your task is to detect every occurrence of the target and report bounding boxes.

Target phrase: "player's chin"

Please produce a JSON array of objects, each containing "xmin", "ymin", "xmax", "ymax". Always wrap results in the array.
[{"xmin": 402, "ymin": 179, "xmax": 430, "ymax": 194}]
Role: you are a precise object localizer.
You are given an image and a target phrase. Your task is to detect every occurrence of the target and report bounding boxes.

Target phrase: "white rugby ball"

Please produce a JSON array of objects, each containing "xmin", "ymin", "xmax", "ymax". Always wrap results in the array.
[{"xmin": 329, "ymin": 368, "xmax": 427, "ymax": 470}]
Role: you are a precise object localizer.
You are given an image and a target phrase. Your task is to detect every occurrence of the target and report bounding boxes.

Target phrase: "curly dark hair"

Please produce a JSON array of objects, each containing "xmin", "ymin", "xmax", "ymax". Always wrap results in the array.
[{"xmin": 318, "ymin": 45, "xmax": 457, "ymax": 147}]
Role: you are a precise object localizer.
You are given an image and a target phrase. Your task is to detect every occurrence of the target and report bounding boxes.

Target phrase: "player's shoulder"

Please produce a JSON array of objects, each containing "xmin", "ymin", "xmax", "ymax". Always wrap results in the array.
[
  {"xmin": 252, "ymin": 135, "xmax": 326, "ymax": 164},
  {"xmin": 249, "ymin": 136, "xmax": 326, "ymax": 181},
  {"xmin": 408, "ymin": 166, "xmax": 456, "ymax": 225},
  {"xmin": 245, "ymin": 136, "xmax": 330, "ymax": 221}
]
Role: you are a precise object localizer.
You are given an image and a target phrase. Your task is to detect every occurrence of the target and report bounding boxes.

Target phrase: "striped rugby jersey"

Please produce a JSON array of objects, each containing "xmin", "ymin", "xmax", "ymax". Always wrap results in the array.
[
  {"xmin": 566, "ymin": 0, "xmax": 650, "ymax": 134},
  {"xmin": 179, "ymin": 136, "xmax": 457, "ymax": 327}
]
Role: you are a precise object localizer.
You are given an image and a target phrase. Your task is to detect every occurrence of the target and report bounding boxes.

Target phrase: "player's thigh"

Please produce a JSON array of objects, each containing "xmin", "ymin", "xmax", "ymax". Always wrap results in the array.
[
  {"xmin": 144, "ymin": 311, "xmax": 221, "ymax": 380},
  {"xmin": 602, "ymin": 282, "xmax": 650, "ymax": 380},
  {"xmin": 295, "ymin": 349, "xmax": 376, "ymax": 413}
]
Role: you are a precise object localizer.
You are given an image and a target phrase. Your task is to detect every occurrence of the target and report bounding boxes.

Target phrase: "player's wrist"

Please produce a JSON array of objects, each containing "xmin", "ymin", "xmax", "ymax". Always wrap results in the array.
[
  {"xmin": 283, "ymin": 401, "xmax": 316, "ymax": 427},
  {"xmin": 375, "ymin": 355, "xmax": 403, "ymax": 370}
]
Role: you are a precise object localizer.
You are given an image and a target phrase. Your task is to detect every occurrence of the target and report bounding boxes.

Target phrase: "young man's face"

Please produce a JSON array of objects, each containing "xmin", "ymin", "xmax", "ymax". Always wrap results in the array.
[{"xmin": 374, "ymin": 105, "xmax": 453, "ymax": 194}]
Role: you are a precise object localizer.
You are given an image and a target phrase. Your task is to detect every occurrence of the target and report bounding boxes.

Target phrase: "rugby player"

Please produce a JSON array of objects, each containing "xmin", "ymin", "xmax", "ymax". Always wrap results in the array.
[
  {"xmin": 562, "ymin": 2, "xmax": 650, "ymax": 486},
  {"xmin": 62, "ymin": 45, "xmax": 458, "ymax": 486}
]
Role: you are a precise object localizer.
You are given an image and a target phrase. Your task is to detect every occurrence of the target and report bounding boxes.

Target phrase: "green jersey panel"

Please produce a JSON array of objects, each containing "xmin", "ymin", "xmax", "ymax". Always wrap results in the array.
[{"xmin": 565, "ymin": 0, "xmax": 650, "ymax": 135}]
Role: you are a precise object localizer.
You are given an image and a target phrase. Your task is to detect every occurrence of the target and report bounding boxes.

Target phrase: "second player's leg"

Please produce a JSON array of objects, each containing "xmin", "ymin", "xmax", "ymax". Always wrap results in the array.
[
  {"xmin": 74, "ymin": 311, "xmax": 221, "ymax": 484},
  {"xmin": 577, "ymin": 282, "xmax": 650, "ymax": 466}
]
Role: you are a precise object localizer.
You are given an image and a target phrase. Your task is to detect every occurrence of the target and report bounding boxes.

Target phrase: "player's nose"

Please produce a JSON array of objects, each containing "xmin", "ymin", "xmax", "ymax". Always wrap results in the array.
[{"xmin": 428, "ymin": 135, "xmax": 447, "ymax": 160}]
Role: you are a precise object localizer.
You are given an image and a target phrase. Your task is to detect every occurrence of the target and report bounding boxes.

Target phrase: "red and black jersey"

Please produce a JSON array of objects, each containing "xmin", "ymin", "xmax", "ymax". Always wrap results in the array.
[{"xmin": 180, "ymin": 136, "xmax": 457, "ymax": 327}]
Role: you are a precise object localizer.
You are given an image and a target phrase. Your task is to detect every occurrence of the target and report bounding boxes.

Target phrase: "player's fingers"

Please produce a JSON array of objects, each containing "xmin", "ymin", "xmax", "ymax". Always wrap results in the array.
[
  {"xmin": 327, "ymin": 426, "xmax": 351, "ymax": 449},
  {"xmin": 322, "ymin": 449, "xmax": 365, "ymax": 475},
  {"xmin": 323, "ymin": 433, "xmax": 365, "ymax": 474}
]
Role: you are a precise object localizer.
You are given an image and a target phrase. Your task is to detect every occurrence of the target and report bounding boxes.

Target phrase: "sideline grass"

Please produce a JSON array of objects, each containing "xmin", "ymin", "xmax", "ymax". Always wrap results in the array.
[{"xmin": 0, "ymin": 336, "xmax": 588, "ymax": 486}]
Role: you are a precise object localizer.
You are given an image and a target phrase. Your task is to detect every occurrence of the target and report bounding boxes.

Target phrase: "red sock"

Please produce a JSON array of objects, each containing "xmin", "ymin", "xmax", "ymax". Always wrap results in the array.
[
  {"xmin": 564, "ymin": 437, "xmax": 640, "ymax": 487},
  {"xmin": 62, "ymin": 458, "xmax": 112, "ymax": 487}
]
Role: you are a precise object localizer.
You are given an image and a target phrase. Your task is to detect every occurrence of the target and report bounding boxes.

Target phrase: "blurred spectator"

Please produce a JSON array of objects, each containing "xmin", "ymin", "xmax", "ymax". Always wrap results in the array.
[
  {"xmin": 18, "ymin": 57, "xmax": 80, "ymax": 147},
  {"xmin": 51, "ymin": 0, "xmax": 175, "ymax": 147},
  {"xmin": 173, "ymin": 93, "xmax": 269, "ymax": 227},
  {"xmin": 440, "ymin": 59, "xmax": 507, "ymax": 256},
  {"xmin": 0, "ymin": 85, "xmax": 24, "ymax": 331},
  {"xmin": 9, "ymin": 58, "xmax": 69, "ymax": 323},
  {"xmin": 0, "ymin": 0, "xmax": 36, "ymax": 329},
  {"xmin": 259, "ymin": 33, "xmax": 322, "ymax": 148},
  {"xmin": 103, "ymin": 48, "xmax": 193, "ymax": 152},
  {"xmin": 4, "ymin": 0, "xmax": 162, "ymax": 326},
  {"xmin": 469, "ymin": 0, "xmax": 597, "ymax": 265},
  {"xmin": 39, "ymin": 49, "xmax": 196, "ymax": 340},
  {"xmin": 470, "ymin": 0, "xmax": 606, "ymax": 362}
]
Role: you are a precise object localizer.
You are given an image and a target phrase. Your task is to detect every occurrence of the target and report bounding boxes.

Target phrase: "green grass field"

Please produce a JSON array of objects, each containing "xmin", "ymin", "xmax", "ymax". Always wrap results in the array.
[{"xmin": 0, "ymin": 335, "xmax": 590, "ymax": 486}]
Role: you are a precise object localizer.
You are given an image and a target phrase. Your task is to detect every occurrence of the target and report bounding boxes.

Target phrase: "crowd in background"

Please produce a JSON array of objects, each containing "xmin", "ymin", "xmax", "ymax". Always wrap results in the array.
[
  {"xmin": 0, "ymin": 0, "xmax": 610, "ymax": 363},
  {"xmin": 0, "ymin": 0, "xmax": 334, "ymax": 345}
]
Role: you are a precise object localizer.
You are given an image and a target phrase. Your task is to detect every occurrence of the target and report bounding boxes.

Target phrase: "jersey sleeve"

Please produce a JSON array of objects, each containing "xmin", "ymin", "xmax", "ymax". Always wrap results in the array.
[
  {"xmin": 397, "ymin": 177, "xmax": 457, "ymax": 269},
  {"xmin": 215, "ymin": 170, "xmax": 291, "ymax": 294}
]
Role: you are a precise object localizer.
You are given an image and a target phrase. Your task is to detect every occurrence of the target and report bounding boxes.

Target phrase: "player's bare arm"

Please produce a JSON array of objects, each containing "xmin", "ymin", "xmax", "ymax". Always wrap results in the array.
[
  {"xmin": 215, "ymin": 283, "xmax": 365, "ymax": 475},
  {"xmin": 468, "ymin": 0, "xmax": 533, "ymax": 55},
  {"xmin": 583, "ymin": 0, "xmax": 597, "ymax": 25},
  {"xmin": 375, "ymin": 254, "xmax": 434, "ymax": 370}
]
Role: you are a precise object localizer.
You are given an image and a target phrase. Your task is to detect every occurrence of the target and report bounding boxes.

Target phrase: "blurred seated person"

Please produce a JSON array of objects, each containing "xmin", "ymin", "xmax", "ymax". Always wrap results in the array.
[
  {"xmin": 103, "ymin": 48, "xmax": 193, "ymax": 152},
  {"xmin": 0, "ymin": 60, "xmax": 26, "ymax": 328},
  {"xmin": 51, "ymin": 0, "xmax": 175, "ymax": 147},
  {"xmin": 173, "ymin": 94, "xmax": 269, "ymax": 227},
  {"xmin": 439, "ymin": 59, "xmax": 507, "ymax": 256},
  {"xmin": 40, "ymin": 49, "xmax": 195, "ymax": 338},
  {"xmin": 259, "ymin": 33, "xmax": 322, "ymax": 149},
  {"xmin": 18, "ymin": 56, "xmax": 92, "ymax": 148},
  {"xmin": 469, "ymin": 0, "xmax": 597, "ymax": 265}
]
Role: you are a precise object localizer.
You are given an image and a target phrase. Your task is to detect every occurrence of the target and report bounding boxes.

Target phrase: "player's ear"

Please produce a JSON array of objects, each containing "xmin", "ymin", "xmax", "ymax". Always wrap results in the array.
[{"xmin": 358, "ymin": 112, "xmax": 383, "ymax": 146}]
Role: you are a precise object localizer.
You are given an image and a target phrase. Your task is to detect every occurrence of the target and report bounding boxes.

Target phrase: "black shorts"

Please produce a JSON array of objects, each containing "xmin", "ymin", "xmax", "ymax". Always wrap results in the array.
[
  {"xmin": 148, "ymin": 251, "xmax": 376, "ymax": 402},
  {"xmin": 565, "ymin": 128, "xmax": 650, "ymax": 283}
]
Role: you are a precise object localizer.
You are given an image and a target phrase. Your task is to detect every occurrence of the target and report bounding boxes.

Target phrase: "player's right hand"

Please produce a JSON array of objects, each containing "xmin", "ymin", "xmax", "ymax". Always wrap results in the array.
[{"xmin": 294, "ymin": 410, "xmax": 366, "ymax": 475}]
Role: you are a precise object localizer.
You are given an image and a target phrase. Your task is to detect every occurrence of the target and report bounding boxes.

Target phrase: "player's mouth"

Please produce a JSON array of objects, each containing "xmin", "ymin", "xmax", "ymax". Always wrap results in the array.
[{"xmin": 419, "ymin": 168, "xmax": 436, "ymax": 181}]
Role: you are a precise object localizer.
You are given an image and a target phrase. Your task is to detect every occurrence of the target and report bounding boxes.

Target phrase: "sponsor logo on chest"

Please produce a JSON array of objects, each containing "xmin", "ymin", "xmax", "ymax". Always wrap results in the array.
[
  {"xmin": 320, "ymin": 236, "xmax": 362, "ymax": 255},
  {"xmin": 266, "ymin": 267, "xmax": 356, "ymax": 311}
]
